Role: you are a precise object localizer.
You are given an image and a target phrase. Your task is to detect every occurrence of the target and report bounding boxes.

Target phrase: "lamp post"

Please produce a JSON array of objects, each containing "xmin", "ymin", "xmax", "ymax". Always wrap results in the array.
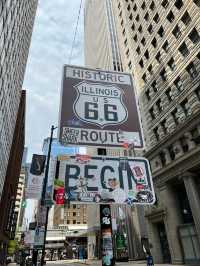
[{"xmin": 40, "ymin": 125, "xmax": 57, "ymax": 266}]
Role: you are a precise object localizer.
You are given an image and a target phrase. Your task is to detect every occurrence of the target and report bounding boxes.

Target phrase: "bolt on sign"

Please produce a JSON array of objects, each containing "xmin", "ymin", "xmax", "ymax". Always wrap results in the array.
[
  {"xmin": 63, "ymin": 155, "xmax": 155, "ymax": 205},
  {"xmin": 59, "ymin": 65, "xmax": 144, "ymax": 148}
]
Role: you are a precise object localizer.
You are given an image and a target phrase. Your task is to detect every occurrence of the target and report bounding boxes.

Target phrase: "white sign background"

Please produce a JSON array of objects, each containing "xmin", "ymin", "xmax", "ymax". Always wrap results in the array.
[{"xmin": 62, "ymin": 156, "xmax": 155, "ymax": 205}]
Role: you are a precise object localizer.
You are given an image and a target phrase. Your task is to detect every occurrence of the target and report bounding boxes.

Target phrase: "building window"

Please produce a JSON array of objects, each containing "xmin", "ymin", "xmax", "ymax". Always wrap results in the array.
[
  {"xmin": 149, "ymin": 107, "xmax": 155, "ymax": 119},
  {"xmin": 73, "ymin": 205, "xmax": 76, "ymax": 208},
  {"xmin": 144, "ymin": 12, "xmax": 149, "ymax": 21},
  {"xmin": 131, "ymin": 23, "xmax": 135, "ymax": 31},
  {"xmin": 167, "ymin": 11, "xmax": 175, "ymax": 23},
  {"xmin": 136, "ymin": 46, "xmax": 141, "ymax": 55},
  {"xmin": 122, "ymin": 29, "xmax": 126, "ymax": 36},
  {"xmin": 161, "ymin": 119, "xmax": 167, "ymax": 134},
  {"xmin": 141, "ymin": 37, "xmax": 146, "ymax": 46},
  {"xmin": 148, "ymin": 64, "xmax": 153, "ymax": 74},
  {"xmin": 138, "ymin": 25, "xmax": 142, "ymax": 33},
  {"xmin": 153, "ymin": 127, "xmax": 159, "ymax": 140},
  {"xmin": 156, "ymin": 51, "xmax": 161, "ymax": 63},
  {"xmin": 152, "ymin": 80, "xmax": 158, "ymax": 92},
  {"xmin": 148, "ymin": 24, "xmax": 153, "ymax": 34},
  {"xmin": 73, "ymin": 220, "xmax": 76, "ymax": 224},
  {"xmin": 168, "ymin": 58, "xmax": 176, "ymax": 71},
  {"xmin": 166, "ymin": 87, "xmax": 172, "ymax": 101},
  {"xmin": 181, "ymin": 11, "xmax": 191, "ymax": 26},
  {"xmin": 180, "ymin": 99, "xmax": 189, "ymax": 116},
  {"xmin": 136, "ymin": 14, "xmax": 140, "ymax": 21},
  {"xmin": 186, "ymin": 62, "xmax": 198, "ymax": 79},
  {"xmin": 127, "ymin": 4, "xmax": 131, "ymax": 11},
  {"xmin": 144, "ymin": 50, "xmax": 149, "ymax": 59},
  {"xmin": 188, "ymin": 28, "xmax": 200, "ymax": 44},
  {"xmin": 139, "ymin": 59, "xmax": 144, "ymax": 68},
  {"xmin": 97, "ymin": 148, "xmax": 107, "ymax": 155},
  {"xmin": 180, "ymin": 136, "xmax": 189, "ymax": 153},
  {"xmin": 171, "ymin": 108, "xmax": 179, "ymax": 125},
  {"xmin": 178, "ymin": 42, "xmax": 189, "ymax": 57},
  {"xmin": 126, "ymin": 49, "xmax": 130, "ymax": 57},
  {"xmin": 172, "ymin": 25, "xmax": 181, "ymax": 38},
  {"xmin": 151, "ymin": 37, "xmax": 157, "ymax": 48},
  {"xmin": 145, "ymin": 89, "xmax": 151, "ymax": 101},
  {"xmin": 150, "ymin": 1, "xmax": 155, "ymax": 11},
  {"xmin": 73, "ymin": 212, "xmax": 76, "ymax": 216},
  {"xmin": 129, "ymin": 13, "xmax": 133, "ymax": 20},
  {"xmin": 162, "ymin": 40, "xmax": 169, "ymax": 52},
  {"xmin": 174, "ymin": 0, "xmax": 183, "ymax": 10},
  {"xmin": 128, "ymin": 61, "xmax": 132, "ymax": 70},
  {"xmin": 158, "ymin": 26, "xmax": 164, "ymax": 37},
  {"xmin": 121, "ymin": 19, "xmax": 124, "ymax": 27},
  {"xmin": 124, "ymin": 38, "xmax": 128, "ymax": 46},
  {"xmin": 195, "ymin": 86, "xmax": 200, "ymax": 100},
  {"xmin": 133, "ymin": 34, "xmax": 137, "ymax": 42},
  {"xmin": 193, "ymin": 0, "xmax": 200, "ymax": 7},
  {"xmin": 141, "ymin": 1, "xmax": 146, "ymax": 9},
  {"xmin": 159, "ymin": 151, "xmax": 166, "ymax": 166},
  {"xmin": 156, "ymin": 99, "xmax": 162, "ymax": 112},
  {"xmin": 142, "ymin": 73, "xmax": 147, "ymax": 83},
  {"xmin": 168, "ymin": 145, "xmax": 176, "ymax": 160},
  {"xmin": 153, "ymin": 13, "xmax": 160, "ymax": 23},
  {"xmin": 161, "ymin": 0, "xmax": 169, "ymax": 8},
  {"xmin": 133, "ymin": 4, "xmax": 137, "ymax": 11},
  {"xmin": 174, "ymin": 77, "xmax": 183, "ymax": 91},
  {"xmin": 160, "ymin": 68, "xmax": 167, "ymax": 81}
]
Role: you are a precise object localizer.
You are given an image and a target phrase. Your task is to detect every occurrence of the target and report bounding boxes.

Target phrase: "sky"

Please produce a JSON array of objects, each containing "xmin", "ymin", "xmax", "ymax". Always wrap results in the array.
[{"xmin": 23, "ymin": 0, "xmax": 85, "ymax": 162}]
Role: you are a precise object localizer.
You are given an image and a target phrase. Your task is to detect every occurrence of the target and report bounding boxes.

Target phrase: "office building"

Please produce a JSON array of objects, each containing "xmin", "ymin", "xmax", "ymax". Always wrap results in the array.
[
  {"xmin": 111, "ymin": 0, "xmax": 200, "ymax": 264},
  {"xmin": 0, "ymin": 91, "xmax": 26, "ymax": 264},
  {"xmin": 0, "ymin": 0, "xmax": 38, "ymax": 200},
  {"xmin": 84, "ymin": 0, "xmax": 146, "ymax": 260}
]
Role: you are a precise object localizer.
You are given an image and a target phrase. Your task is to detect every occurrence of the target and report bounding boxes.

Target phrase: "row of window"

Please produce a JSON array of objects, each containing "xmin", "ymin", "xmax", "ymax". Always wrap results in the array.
[
  {"xmin": 142, "ymin": 31, "xmax": 200, "ymax": 85},
  {"xmin": 152, "ymin": 87, "xmax": 200, "ymax": 142}
]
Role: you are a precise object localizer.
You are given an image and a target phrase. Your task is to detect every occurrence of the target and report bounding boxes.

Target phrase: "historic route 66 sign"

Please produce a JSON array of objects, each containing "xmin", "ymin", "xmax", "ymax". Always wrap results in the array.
[
  {"xmin": 73, "ymin": 82, "xmax": 128, "ymax": 128},
  {"xmin": 59, "ymin": 65, "xmax": 144, "ymax": 148}
]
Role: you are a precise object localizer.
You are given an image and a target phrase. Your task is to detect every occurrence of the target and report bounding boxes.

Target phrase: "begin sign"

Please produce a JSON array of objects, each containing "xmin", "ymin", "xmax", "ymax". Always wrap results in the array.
[{"xmin": 62, "ymin": 155, "xmax": 155, "ymax": 205}]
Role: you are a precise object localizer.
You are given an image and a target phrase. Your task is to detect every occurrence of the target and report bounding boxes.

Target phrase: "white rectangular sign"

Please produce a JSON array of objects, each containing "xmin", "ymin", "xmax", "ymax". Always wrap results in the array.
[{"xmin": 62, "ymin": 155, "xmax": 155, "ymax": 205}]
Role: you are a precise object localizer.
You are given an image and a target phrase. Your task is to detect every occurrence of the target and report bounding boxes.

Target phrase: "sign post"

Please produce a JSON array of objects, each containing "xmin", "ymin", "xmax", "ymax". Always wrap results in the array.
[{"xmin": 100, "ymin": 205, "xmax": 114, "ymax": 266}]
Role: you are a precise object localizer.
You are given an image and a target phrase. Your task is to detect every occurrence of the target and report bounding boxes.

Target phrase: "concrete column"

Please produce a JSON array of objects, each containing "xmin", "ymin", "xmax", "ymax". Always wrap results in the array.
[
  {"xmin": 183, "ymin": 172, "xmax": 200, "ymax": 243},
  {"xmin": 160, "ymin": 185, "xmax": 184, "ymax": 264}
]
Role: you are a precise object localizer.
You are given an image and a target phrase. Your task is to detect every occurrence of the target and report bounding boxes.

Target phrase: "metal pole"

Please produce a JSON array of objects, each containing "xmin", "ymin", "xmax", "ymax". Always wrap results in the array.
[{"xmin": 40, "ymin": 125, "xmax": 57, "ymax": 266}]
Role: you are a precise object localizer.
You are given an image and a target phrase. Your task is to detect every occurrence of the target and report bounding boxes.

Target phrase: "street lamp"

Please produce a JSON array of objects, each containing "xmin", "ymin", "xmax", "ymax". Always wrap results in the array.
[{"xmin": 40, "ymin": 125, "xmax": 57, "ymax": 266}]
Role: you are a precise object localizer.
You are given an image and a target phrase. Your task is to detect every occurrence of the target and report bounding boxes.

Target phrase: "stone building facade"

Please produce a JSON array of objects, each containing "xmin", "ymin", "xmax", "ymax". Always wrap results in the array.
[{"xmin": 112, "ymin": 0, "xmax": 200, "ymax": 264}]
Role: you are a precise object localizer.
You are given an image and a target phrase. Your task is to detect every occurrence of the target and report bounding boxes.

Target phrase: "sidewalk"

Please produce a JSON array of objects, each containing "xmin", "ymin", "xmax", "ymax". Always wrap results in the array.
[{"xmin": 74, "ymin": 259, "xmax": 184, "ymax": 266}]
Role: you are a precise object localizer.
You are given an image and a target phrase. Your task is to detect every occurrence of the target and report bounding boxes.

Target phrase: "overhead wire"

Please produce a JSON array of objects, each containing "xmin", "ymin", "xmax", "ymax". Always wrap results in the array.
[{"xmin": 68, "ymin": 0, "xmax": 83, "ymax": 64}]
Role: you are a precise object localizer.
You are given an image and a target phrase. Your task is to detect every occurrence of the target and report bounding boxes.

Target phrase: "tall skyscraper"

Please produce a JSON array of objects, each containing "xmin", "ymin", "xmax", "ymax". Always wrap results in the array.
[
  {"xmin": 0, "ymin": 0, "xmax": 38, "ymax": 199},
  {"xmin": 84, "ymin": 0, "xmax": 146, "ymax": 261},
  {"xmin": 111, "ymin": 0, "xmax": 200, "ymax": 264}
]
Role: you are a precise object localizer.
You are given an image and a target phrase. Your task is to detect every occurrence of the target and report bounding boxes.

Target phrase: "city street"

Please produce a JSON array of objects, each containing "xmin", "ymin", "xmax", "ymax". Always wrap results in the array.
[{"xmin": 8, "ymin": 259, "xmax": 185, "ymax": 266}]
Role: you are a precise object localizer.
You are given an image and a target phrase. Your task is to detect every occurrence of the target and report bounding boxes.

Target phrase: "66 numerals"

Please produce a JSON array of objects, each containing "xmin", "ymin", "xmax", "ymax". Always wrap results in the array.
[{"xmin": 85, "ymin": 102, "xmax": 118, "ymax": 122}]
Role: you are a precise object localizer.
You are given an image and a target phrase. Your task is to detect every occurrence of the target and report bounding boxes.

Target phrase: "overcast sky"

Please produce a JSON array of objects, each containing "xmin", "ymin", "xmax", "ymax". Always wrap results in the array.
[{"xmin": 23, "ymin": 0, "xmax": 84, "ymax": 162}]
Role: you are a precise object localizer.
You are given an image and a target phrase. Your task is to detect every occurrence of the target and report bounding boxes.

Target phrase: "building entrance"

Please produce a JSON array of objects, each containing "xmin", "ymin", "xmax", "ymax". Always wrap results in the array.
[{"xmin": 157, "ymin": 222, "xmax": 171, "ymax": 263}]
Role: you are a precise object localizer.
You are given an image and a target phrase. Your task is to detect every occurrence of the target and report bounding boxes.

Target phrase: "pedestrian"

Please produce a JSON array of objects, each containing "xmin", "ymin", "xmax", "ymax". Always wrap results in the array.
[{"xmin": 146, "ymin": 252, "xmax": 154, "ymax": 266}]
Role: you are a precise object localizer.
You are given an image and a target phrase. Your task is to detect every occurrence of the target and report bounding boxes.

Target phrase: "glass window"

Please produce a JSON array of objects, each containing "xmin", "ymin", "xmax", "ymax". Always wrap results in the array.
[
  {"xmin": 188, "ymin": 28, "xmax": 200, "ymax": 44},
  {"xmin": 156, "ymin": 51, "xmax": 161, "ymax": 63},
  {"xmin": 178, "ymin": 42, "xmax": 189, "ymax": 57},
  {"xmin": 153, "ymin": 13, "xmax": 160, "ymax": 23},
  {"xmin": 152, "ymin": 80, "xmax": 158, "ymax": 92},
  {"xmin": 149, "ymin": 107, "xmax": 155, "ymax": 119},
  {"xmin": 172, "ymin": 25, "xmax": 181, "ymax": 38},
  {"xmin": 186, "ymin": 62, "xmax": 198, "ymax": 79},
  {"xmin": 160, "ymin": 68, "xmax": 167, "ymax": 81},
  {"xmin": 141, "ymin": 37, "xmax": 146, "ymax": 46},
  {"xmin": 139, "ymin": 59, "xmax": 144, "ymax": 68},
  {"xmin": 167, "ymin": 11, "xmax": 175, "ymax": 23},
  {"xmin": 162, "ymin": 40, "xmax": 169, "ymax": 52},
  {"xmin": 148, "ymin": 24, "xmax": 153, "ymax": 34},
  {"xmin": 166, "ymin": 87, "xmax": 172, "ymax": 101},
  {"xmin": 161, "ymin": 0, "xmax": 169, "ymax": 8},
  {"xmin": 141, "ymin": 1, "xmax": 146, "ymax": 9},
  {"xmin": 136, "ymin": 14, "xmax": 140, "ymax": 21},
  {"xmin": 181, "ymin": 11, "xmax": 191, "ymax": 26},
  {"xmin": 144, "ymin": 50, "xmax": 149, "ymax": 59},
  {"xmin": 151, "ymin": 37, "xmax": 157, "ymax": 48},
  {"xmin": 174, "ymin": 0, "xmax": 183, "ymax": 10},
  {"xmin": 174, "ymin": 77, "xmax": 183, "ymax": 91},
  {"xmin": 193, "ymin": 0, "xmax": 200, "ymax": 7},
  {"xmin": 168, "ymin": 58, "xmax": 176, "ymax": 71},
  {"xmin": 150, "ymin": 1, "xmax": 155, "ymax": 11},
  {"xmin": 144, "ymin": 12, "xmax": 149, "ymax": 21},
  {"xmin": 136, "ymin": 46, "xmax": 141, "ymax": 55},
  {"xmin": 158, "ymin": 26, "xmax": 164, "ymax": 37}
]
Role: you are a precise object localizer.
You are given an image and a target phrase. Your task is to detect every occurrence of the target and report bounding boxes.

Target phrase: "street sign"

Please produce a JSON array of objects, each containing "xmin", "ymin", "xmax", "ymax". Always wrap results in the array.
[
  {"xmin": 59, "ymin": 65, "xmax": 144, "ymax": 148},
  {"xmin": 63, "ymin": 155, "xmax": 155, "ymax": 205}
]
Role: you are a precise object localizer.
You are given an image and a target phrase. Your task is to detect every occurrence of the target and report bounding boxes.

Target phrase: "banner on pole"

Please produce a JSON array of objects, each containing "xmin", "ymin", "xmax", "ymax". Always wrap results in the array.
[
  {"xmin": 62, "ymin": 155, "xmax": 155, "ymax": 205},
  {"xmin": 59, "ymin": 65, "xmax": 144, "ymax": 148},
  {"xmin": 25, "ymin": 154, "xmax": 46, "ymax": 199}
]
